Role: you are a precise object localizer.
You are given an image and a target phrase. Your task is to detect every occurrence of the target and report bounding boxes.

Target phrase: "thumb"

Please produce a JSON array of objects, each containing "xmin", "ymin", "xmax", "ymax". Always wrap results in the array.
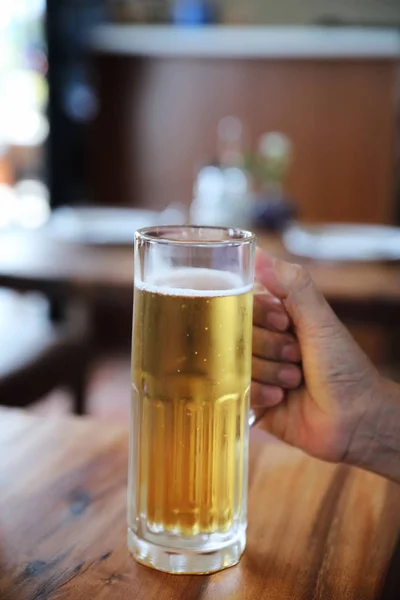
[{"xmin": 256, "ymin": 254, "xmax": 339, "ymax": 335}]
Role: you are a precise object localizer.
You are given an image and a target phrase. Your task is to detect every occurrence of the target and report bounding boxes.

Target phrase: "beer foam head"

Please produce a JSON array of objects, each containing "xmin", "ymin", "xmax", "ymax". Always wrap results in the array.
[{"xmin": 136, "ymin": 267, "xmax": 252, "ymax": 297}]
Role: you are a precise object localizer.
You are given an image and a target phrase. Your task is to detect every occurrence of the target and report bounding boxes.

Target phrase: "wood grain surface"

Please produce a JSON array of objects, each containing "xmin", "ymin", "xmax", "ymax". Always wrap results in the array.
[{"xmin": 0, "ymin": 408, "xmax": 399, "ymax": 599}]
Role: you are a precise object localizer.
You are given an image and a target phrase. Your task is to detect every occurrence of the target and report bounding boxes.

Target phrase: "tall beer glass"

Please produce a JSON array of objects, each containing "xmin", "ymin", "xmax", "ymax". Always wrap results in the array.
[{"xmin": 128, "ymin": 226, "xmax": 256, "ymax": 574}]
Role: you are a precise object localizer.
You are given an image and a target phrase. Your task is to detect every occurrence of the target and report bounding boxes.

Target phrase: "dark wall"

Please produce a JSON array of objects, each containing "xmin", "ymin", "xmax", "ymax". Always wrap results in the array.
[{"xmin": 46, "ymin": 0, "xmax": 107, "ymax": 207}]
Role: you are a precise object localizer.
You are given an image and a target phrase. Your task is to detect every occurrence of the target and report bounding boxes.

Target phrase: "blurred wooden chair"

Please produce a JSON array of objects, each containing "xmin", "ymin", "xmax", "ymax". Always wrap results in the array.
[{"xmin": 0, "ymin": 290, "xmax": 90, "ymax": 414}]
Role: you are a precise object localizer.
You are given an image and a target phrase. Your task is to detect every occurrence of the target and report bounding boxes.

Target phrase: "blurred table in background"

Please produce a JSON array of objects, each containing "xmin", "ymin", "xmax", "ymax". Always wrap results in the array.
[
  {"xmin": 1, "ymin": 229, "xmax": 400, "ymax": 302},
  {"xmin": 0, "ymin": 230, "xmax": 400, "ymax": 363},
  {"xmin": 1, "ymin": 407, "xmax": 399, "ymax": 599}
]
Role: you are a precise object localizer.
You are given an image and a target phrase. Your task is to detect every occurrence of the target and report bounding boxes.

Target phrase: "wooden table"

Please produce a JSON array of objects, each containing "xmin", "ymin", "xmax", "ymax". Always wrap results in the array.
[
  {"xmin": 0, "ymin": 232, "xmax": 134, "ymax": 300},
  {"xmin": 1, "ymin": 408, "xmax": 399, "ymax": 599}
]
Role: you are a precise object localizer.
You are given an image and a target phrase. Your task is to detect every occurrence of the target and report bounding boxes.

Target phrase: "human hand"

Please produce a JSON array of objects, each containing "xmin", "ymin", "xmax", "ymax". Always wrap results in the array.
[{"xmin": 252, "ymin": 250, "xmax": 382, "ymax": 464}]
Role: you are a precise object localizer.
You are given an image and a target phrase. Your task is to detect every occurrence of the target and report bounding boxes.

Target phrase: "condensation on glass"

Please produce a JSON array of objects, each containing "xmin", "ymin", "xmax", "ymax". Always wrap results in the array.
[{"xmin": 128, "ymin": 226, "xmax": 256, "ymax": 574}]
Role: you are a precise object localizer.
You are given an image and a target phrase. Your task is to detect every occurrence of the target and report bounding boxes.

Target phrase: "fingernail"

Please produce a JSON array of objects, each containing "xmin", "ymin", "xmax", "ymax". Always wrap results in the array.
[
  {"xmin": 279, "ymin": 366, "xmax": 301, "ymax": 388},
  {"xmin": 262, "ymin": 386, "xmax": 284, "ymax": 406},
  {"xmin": 266, "ymin": 312, "xmax": 288, "ymax": 331},
  {"xmin": 282, "ymin": 344, "xmax": 300, "ymax": 362}
]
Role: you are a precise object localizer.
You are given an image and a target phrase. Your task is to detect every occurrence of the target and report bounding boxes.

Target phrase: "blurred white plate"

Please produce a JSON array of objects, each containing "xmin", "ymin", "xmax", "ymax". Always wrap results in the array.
[
  {"xmin": 44, "ymin": 205, "xmax": 186, "ymax": 245},
  {"xmin": 283, "ymin": 223, "xmax": 400, "ymax": 262}
]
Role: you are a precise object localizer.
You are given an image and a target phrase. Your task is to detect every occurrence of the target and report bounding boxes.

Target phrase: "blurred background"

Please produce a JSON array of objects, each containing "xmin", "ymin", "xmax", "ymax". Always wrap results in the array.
[{"xmin": 1, "ymin": 0, "xmax": 400, "ymax": 420}]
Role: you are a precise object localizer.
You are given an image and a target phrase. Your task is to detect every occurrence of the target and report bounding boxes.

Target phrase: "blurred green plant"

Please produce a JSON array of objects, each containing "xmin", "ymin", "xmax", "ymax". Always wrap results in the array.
[{"xmin": 245, "ymin": 132, "xmax": 293, "ymax": 191}]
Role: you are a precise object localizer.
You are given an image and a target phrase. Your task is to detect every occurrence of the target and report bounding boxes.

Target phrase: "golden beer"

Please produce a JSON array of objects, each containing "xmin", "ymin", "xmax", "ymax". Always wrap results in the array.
[
  {"xmin": 128, "ymin": 226, "xmax": 255, "ymax": 574},
  {"xmin": 129, "ymin": 268, "xmax": 252, "ymax": 538}
]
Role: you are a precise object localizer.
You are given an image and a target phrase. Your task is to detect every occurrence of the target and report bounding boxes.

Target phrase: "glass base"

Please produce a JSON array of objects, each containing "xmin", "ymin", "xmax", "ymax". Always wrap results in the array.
[{"xmin": 128, "ymin": 527, "xmax": 246, "ymax": 574}]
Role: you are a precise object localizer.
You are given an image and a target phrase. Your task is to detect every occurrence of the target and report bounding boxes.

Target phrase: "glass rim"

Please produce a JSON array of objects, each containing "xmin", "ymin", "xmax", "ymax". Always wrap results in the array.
[{"xmin": 135, "ymin": 225, "xmax": 256, "ymax": 247}]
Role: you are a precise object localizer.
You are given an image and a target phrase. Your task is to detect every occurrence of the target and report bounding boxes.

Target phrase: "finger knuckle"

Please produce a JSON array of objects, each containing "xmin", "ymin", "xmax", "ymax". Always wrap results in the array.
[
  {"xmin": 291, "ymin": 264, "xmax": 313, "ymax": 293},
  {"xmin": 260, "ymin": 330, "xmax": 275, "ymax": 355}
]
